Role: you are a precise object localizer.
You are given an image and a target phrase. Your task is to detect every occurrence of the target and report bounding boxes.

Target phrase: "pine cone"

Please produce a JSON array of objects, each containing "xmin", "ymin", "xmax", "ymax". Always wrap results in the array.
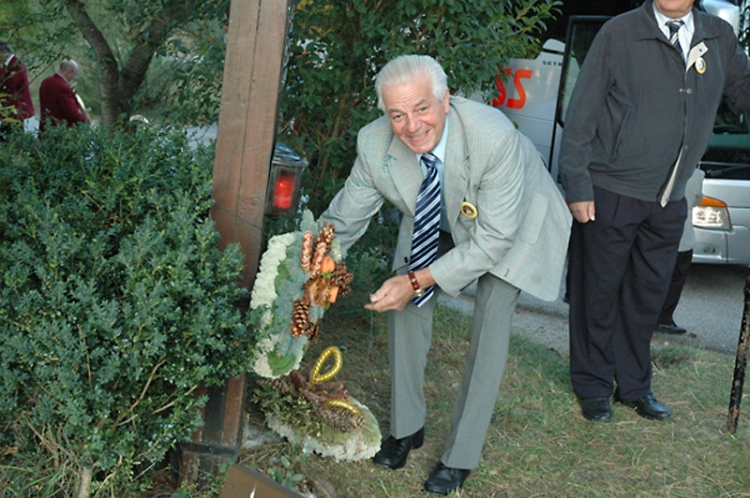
[
  {"xmin": 316, "ymin": 222, "xmax": 336, "ymax": 248},
  {"xmin": 317, "ymin": 404, "xmax": 366, "ymax": 431},
  {"xmin": 256, "ymin": 376, "xmax": 293, "ymax": 395},
  {"xmin": 305, "ymin": 321, "xmax": 321, "ymax": 341},
  {"xmin": 330, "ymin": 263, "xmax": 354, "ymax": 296},
  {"xmin": 290, "ymin": 300, "xmax": 309, "ymax": 337},
  {"xmin": 300, "ymin": 230, "xmax": 314, "ymax": 274},
  {"xmin": 310, "ymin": 241, "xmax": 328, "ymax": 277},
  {"xmin": 310, "ymin": 380, "xmax": 347, "ymax": 398}
]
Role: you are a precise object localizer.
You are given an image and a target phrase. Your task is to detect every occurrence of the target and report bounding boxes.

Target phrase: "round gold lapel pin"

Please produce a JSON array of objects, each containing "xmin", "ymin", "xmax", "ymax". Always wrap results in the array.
[
  {"xmin": 461, "ymin": 201, "xmax": 478, "ymax": 219},
  {"xmin": 696, "ymin": 57, "xmax": 706, "ymax": 74}
]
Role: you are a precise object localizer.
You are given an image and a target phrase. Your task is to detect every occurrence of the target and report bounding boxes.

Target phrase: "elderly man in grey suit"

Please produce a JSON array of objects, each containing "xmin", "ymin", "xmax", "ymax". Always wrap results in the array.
[{"xmin": 320, "ymin": 54, "xmax": 571, "ymax": 495}]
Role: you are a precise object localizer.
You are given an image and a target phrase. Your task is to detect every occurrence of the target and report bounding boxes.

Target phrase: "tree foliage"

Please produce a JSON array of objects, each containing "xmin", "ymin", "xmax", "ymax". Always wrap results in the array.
[
  {"xmin": 280, "ymin": 0, "xmax": 561, "ymax": 216},
  {"xmin": 0, "ymin": 126, "xmax": 254, "ymax": 497},
  {"xmin": 0, "ymin": 0, "xmax": 229, "ymax": 127}
]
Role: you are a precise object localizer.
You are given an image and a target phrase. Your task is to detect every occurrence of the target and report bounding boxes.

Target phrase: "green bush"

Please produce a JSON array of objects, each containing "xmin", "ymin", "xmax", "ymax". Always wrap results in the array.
[{"xmin": 0, "ymin": 125, "xmax": 254, "ymax": 496}]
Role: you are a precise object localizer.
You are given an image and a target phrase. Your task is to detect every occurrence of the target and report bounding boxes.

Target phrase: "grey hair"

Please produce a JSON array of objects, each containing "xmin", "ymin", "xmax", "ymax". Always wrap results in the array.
[
  {"xmin": 59, "ymin": 59, "xmax": 78, "ymax": 73},
  {"xmin": 375, "ymin": 55, "xmax": 448, "ymax": 112},
  {"xmin": 0, "ymin": 41, "xmax": 11, "ymax": 54}
]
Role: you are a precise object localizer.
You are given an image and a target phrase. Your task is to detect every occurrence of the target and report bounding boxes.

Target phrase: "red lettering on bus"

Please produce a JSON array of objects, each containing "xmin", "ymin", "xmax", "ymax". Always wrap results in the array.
[
  {"xmin": 507, "ymin": 69, "xmax": 532, "ymax": 109},
  {"xmin": 492, "ymin": 67, "xmax": 532, "ymax": 110},
  {"xmin": 491, "ymin": 68, "xmax": 513, "ymax": 107}
]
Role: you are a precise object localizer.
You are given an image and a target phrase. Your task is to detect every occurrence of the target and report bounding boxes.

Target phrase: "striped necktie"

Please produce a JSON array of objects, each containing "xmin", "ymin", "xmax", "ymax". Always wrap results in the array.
[
  {"xmin": 667, "ymin": 20, "xmax": 684, "ymax": 59},
  {"xmin": 409, "ymin": 152, "xmax": 441, "ymax": 306}
]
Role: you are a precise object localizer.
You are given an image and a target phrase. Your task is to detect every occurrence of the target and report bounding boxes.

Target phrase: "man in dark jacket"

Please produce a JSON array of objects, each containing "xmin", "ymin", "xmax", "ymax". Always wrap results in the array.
[
  {"xmin": 0, "ymin": 40, "xmax": 35, "ymax": 141},
  {"xmin": 559, "ymin": 0, "xmax": 750, "ymax": 423},
  {"xmin": 39, "ymin": 59, "xmax": 88, "ymax": 133}
]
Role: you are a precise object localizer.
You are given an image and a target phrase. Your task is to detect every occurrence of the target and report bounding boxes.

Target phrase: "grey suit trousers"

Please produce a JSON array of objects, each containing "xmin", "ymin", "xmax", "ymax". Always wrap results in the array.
[{"xmin": 387, "ymin": 234, "xmax": 520, "ymax": 469}]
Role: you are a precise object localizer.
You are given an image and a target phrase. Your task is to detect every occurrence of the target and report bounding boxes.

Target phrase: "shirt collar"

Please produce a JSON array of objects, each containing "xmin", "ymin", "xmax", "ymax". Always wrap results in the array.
[
  {"xmin": 653, "ymin": 3, "xmax": 694, "ymax": 36},
  {"xmin": 4, "ymin": 54, "xmax": 13, "ymax": 66}
]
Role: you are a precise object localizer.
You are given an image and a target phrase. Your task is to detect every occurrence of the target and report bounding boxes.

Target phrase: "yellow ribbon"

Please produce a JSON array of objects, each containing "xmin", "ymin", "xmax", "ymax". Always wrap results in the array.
[
  {"xmin": 324, "ymin": 399, "xmax": 362, "ymax": 416},
  {"xmin": 310, "ymin": 346, "xmax": 343, "ymax": 385}
]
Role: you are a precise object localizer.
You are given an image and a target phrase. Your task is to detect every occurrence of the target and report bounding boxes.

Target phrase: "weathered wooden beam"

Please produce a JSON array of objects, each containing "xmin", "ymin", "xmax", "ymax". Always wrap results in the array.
[
  {"xmin": 212, "ymin": 0, "xmax": 293, "ymax": 288},
  {"xmin": 179, "ymin": 0, "xmax": 292, "ymax": 483}
]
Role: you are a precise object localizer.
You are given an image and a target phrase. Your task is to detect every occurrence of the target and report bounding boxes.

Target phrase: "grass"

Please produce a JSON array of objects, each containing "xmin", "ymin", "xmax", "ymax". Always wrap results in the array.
[{"xmin": 239, "ymin": 288, "xmax": 750, "ymax": 498}]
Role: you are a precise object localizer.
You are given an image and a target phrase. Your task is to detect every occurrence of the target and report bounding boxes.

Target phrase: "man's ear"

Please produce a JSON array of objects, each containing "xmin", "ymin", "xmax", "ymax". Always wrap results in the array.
[{"xmin": 442, "ymin": 89, "xmax": 450, "ymax": 113}]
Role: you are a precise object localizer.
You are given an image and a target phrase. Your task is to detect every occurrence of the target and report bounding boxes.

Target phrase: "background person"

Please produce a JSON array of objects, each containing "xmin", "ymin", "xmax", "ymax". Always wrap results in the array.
[
  {"xmin": 655, "ymin": 167, "xmax": 705, "ymax": 335},
  {"xmin": 0, "ymin": 40, "xmax": 35, "ymax": 141},
  {"xmin": 559, "ymin": 0, "xmax": 750, "ymax": 423},
  {"xmin": 39, "ymin": 59, "xmax": 88, "ymax": 133},
  {"xmin": 320, "ymin": 54, "xmax": 571, "ymax": 495}
]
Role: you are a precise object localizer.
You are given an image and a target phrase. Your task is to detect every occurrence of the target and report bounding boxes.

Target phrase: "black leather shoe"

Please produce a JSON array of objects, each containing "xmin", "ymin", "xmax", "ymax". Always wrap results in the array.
[
  {"xmin": 621, "ymin": 394, "xmax": 673, "ymax": 421},
  {"xmin": 655, "ymin": 323, "xmax": 687, "ymax": 335},
  {"xmin": 423, "ymin": 461, "xmax": 471, "ymax": 495},
  {"xmin": 372, "ymin": 427, "xmax": 424, "ymax": 469},
  {"xmin": 580, "ymin": 396, "xmax": 612, "ymax": 422}
]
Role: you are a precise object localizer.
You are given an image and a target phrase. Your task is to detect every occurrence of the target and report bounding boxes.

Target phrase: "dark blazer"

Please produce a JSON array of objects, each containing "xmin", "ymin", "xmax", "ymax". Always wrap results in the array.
[
  {"xmin": 0, "ymin": 55, "xmax": 35, "ymax": 121},
  {"xmin": 39, "ymin": 73, "xmax": 87, "ymax": 132},
  {"xmin": 559, "ymin": 0, "xmax": 750, "ymax": 204}
]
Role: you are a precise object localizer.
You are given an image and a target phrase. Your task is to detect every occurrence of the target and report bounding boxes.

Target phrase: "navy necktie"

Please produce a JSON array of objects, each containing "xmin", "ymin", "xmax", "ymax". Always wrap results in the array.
[
  {"xmin": 667, "ymin": 20, "xmax": 684, "ymax": 59},
  {"xmin": 409, "ymin": 152, "xmax": 441, "ymax": 306}
]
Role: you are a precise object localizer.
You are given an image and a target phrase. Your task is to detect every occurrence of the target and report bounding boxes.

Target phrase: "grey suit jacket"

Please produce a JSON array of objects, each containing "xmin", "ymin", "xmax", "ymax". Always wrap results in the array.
[{"xmin": 321, "ymin": 96, "xmax": 572, "ymax": 302}]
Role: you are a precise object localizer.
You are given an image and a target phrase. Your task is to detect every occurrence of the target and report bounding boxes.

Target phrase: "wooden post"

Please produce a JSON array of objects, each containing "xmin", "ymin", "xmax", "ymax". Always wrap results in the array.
[
  {"xmin": 179, "ymin": 0, "xmax": 293, "ymax": 482},
  {"xmin": 727, "ymin": 267, "xmax": 750, "ymax": 434}
]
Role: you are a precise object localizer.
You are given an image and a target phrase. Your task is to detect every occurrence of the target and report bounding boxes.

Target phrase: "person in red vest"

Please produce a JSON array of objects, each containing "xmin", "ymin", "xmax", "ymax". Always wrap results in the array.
[
  {"xmin": 39, "ymin": 59, "xmax": 88, "ymax": 133},
  {"xmin": 0, "ymin": 40, "xmax": 35, "ymax": 141}
]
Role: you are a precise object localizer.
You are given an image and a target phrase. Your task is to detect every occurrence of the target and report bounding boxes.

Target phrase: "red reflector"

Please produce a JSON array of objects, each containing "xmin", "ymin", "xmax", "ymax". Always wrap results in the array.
[{"xmin": 272, "ymin": 172, "xmax": 295, "ymax": 210}]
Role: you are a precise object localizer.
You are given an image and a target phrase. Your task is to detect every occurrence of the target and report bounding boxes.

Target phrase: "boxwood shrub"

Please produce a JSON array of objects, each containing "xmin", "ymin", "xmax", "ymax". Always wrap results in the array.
[{"xmin": 0, "ymin": 124, "xmax": 254, "ymax": 496}]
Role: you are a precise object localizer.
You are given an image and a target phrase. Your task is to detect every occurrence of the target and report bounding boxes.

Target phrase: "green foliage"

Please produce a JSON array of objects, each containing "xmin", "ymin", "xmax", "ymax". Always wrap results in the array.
[
  {"xmin": 0, "ymin": 125, "xmax": 254, "ymax": 495},
  {"xmin": 252, "ymin": 382, "xmax": 327, "ymax": 439},
  {"xmin": 266, "ymin": 444, "xmax": 307, "ymax": 489},
  {"xmin": 281, "ymin": 0, "xmax": 561, "ymax": 216},
  {"xmin": 1, "ymin": 96, "xmax": 21, "ymax": 123}
]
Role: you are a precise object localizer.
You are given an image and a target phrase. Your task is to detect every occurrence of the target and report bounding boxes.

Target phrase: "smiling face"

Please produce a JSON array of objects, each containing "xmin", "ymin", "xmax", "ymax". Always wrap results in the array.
[
  {"xmin": 381, "ymin": 73, "xmax": 450, "ymax": 155},
  {"xmin": 653, "ymin": 0, "xmax": 694, "ymax": 18}
]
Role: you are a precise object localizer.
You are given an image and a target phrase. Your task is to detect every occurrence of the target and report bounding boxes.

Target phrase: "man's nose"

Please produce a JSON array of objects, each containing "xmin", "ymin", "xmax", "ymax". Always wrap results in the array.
[{"xmin": 405, "ymin": 115, "xmax": 420, "ymax": 132}]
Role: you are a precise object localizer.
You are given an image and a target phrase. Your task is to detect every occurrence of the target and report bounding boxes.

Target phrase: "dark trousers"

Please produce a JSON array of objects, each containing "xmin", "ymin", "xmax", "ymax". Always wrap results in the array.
[
  {"xmin": 658, "ymin": 249, "xmax": 693, "ymax": 325},
  {"xmin": 568, "ymin": 187, "xmax": 686, "ymax": 401}
]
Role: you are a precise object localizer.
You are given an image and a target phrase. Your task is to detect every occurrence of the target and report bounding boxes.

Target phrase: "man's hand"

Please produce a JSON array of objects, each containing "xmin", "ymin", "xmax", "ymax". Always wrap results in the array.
[
  {"xmin": 364, "ymin": 275, "xmax": 414, "ymax": 312},
  {"xmin": 365, "ymin": 268, "xmax": 436, "ymax": 313},
  {"xmin": 569, "ymin": 201, "xmax": 596, "ymax": 223}
]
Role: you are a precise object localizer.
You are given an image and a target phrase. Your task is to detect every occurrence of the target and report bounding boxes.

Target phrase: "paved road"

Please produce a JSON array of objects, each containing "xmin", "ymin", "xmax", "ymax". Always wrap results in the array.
[
  {"xmin": 670, "ymin": 263, "xmax": 749, "ymax": 354},
  {"xmin": 442, "ymin": 263, "xmax": 749, "ymax": 357}
]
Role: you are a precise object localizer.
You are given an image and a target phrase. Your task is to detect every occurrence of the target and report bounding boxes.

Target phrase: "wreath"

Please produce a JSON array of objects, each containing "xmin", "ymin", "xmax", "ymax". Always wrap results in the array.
[{"xmin": 249, "ymin": 210, "xmax": 381, "ymax": 461}]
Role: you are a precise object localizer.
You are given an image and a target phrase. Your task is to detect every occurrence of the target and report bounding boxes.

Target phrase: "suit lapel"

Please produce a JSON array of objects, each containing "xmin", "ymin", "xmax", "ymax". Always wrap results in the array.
[
  {"xmin": 443, "ymin": 109, "xmax": 469, "ymax": 230},
  {"xmin": 387, "ymin": 136, "xmax": 423, "ymax": 216}
]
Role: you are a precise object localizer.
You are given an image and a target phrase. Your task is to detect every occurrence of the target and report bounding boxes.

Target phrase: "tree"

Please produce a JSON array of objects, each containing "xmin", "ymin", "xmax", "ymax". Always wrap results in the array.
[
  {"xmin": 0, "ymin": 0, "xmax": 229, "ymax": 127},
  {"xmin": 280, "ymin": 0, "xmax": 562, "ymax": 216}
]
